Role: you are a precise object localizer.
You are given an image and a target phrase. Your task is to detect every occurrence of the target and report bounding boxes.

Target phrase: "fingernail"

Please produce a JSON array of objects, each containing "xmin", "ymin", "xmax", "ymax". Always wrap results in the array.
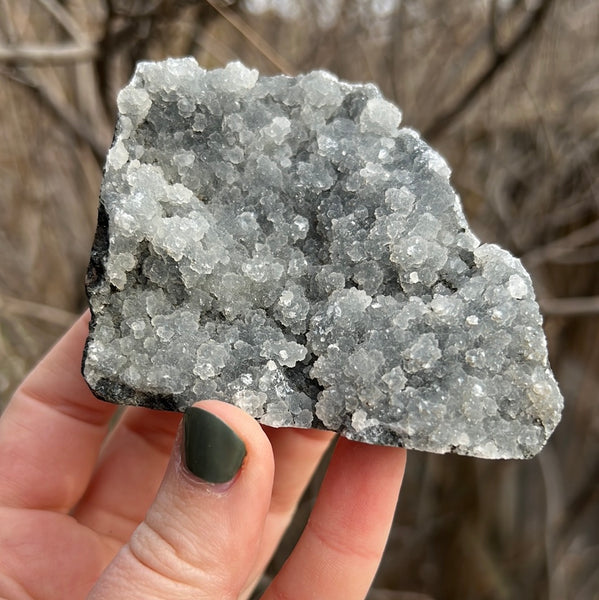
[{"xmin": 183, "ymin": 407, "xmax": 246, "ymax": 484}]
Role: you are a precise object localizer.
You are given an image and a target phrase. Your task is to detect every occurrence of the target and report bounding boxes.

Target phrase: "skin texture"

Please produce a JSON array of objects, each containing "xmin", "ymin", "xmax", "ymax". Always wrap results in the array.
[{"xmin": 0, "ymin": 312, "xmax": 407, "ymax": 599}]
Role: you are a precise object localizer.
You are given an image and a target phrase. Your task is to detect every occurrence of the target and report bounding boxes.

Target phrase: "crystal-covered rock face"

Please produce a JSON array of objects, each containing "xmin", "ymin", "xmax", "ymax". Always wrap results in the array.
[{"xmin": 83, "ymin": 58, "xmax": 563, "ymax": 459}]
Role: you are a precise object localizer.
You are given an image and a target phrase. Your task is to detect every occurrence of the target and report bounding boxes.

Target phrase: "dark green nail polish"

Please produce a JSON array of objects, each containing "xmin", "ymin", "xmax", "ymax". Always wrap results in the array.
[{"xmin": 183, "ymin": 407, "xmax": 246, "ymax": 483}]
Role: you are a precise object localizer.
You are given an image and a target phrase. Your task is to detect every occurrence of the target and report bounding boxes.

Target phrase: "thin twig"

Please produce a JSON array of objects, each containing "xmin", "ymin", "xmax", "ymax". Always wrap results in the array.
[
  {"xmin": 544, "ymin": 245, "xmax": 599, "ymax": 265},
  {"xmin": 424, "ymin": 0, "xmax": 555, "ymax": 140},
  {"xmin": 194, "ymin": 27, "xmax": 238, "ymax": 66},
  {"xmin": 489, "ymin": 0, "xmax": 500, "ymax": 55},
  {"xmin": 0, "ymin": 0, "xmax": 17, "ymax": 43},
  {"xmin": 539, "ymin": 296, "xmax": 599, "ymax": 317},
  {"xmin": 0, "ymin": 42, "xmax": 96, "ymax": 64},
  {"xmin": 0, "ymin": 293, "xmax": 78, "ymax": 328},
  {"xmin": 33, "ymin": 0, "xmax": 88, "ymax": 43},
  {"xmin": 3, "ymin": 67, "xmax": 106, "ymax": 164},
  {"xmin": 521, "ymin": 219, "xmax": 599, "ymax": 266},
  {"xmin": 94, "ymin": 2, "xmax": 161, "ymax": 121},
  {"xmin": 204, "ymin": 0, "xmax": 296, "ymax": 75},
  {"xmin": 537, "ymin": 445, "xmax": 566, "ymax": 600}
]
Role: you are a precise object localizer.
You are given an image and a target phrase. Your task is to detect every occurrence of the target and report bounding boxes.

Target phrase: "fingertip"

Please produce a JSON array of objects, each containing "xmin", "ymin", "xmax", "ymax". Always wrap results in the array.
[
  {"xmin": 183, "ymin": 406, "xmax": 247, "ymax": 484},
  {"xmin": 189, "ymin": 399, "xmax": 275, "ymax": 485}
]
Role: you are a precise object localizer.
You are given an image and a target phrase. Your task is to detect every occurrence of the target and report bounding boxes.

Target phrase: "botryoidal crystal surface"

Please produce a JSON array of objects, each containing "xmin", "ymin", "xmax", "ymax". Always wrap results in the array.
[{"xmin": 83, "ymin": 58, "xmax": 563, "ymax": 459}]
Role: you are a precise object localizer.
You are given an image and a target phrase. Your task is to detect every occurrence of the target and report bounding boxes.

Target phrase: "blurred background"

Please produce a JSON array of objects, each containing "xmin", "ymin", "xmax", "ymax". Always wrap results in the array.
[{"xmin": 0, "ymin": 0, "xmax": 598, "ymax": 598}]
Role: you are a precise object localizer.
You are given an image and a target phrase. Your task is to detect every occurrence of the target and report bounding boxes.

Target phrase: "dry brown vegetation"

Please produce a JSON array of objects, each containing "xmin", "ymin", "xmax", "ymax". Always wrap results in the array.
[{"xmin": 1, "ymin": 0, "xmax": 598, "ymax": 598}]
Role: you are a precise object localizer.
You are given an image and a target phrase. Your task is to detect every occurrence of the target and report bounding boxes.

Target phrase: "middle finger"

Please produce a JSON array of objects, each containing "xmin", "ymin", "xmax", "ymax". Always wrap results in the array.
[{"xmin": 240, "ymin": 426, "xmax": 334, "ymax": 598}]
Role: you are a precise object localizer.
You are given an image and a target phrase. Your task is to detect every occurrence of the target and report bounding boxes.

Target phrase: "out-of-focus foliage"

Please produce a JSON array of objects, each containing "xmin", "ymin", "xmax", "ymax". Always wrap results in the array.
[{"xmin": 0, "ymin": 1, "xmax": 598, "ymax": 598}]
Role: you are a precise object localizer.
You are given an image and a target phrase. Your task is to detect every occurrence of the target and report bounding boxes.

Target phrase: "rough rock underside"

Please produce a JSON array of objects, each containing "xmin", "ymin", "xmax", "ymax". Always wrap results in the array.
[{"xmin": 83, "ymin": 58, "xmax": 563, "ymax": 459}]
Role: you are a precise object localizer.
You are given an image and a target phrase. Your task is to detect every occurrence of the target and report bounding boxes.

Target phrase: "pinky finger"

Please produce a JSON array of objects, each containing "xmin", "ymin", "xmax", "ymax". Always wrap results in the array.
[{"xmin": 262, "ymin": 438, "xmax": 406, "ymax": 600}]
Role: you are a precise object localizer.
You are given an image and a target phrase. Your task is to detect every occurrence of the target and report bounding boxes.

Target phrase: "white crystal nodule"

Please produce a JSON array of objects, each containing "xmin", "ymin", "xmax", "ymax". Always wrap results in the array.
[{"xmin": 83, "ymin": 58, "xmax": 563, "ymax": 459}]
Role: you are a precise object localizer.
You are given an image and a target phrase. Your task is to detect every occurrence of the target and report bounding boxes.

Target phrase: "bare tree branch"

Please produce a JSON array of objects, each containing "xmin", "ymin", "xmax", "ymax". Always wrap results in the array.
[
  {"xmin": 0, "ymin": 293, "xmax": 78, "ymax": 328},
  {"xmin": 94, "ymin": 0, "xmax": 141, "ymax": 121},
  {"xmin": 489, "ymin": 0, "xmax": 500, "ymax": 55},
  {"xmin": 0, "ymin": 42, "xmax": 96, "ymax": 64},
  {"xmin": 205, "ymin": 0, "xmax": 296, "ymax": 75},
  {"xmin": 539, "ymin": 296, "xmax": 599, "ymax": 317},
  {"xmin": 194, "ymin": 26, "xmax": 239, "ymax": 65},
  {"xmin": 33, "ymin": 0, "xmax": 88, "ymax": 43},
  {"xmin": 424, "ymin": 0, "xmax": 555, "ymax": 141},
  {"xmin": 522, "ymin": 219, "xmax": 599, "ymax": 266},
  {"xmin": 0, "ymin": 0, "xmax": 18, "ymax": 43},
  {"xmin": 2, "ymin": 67, "xmax": 107, "ymax": 165}
]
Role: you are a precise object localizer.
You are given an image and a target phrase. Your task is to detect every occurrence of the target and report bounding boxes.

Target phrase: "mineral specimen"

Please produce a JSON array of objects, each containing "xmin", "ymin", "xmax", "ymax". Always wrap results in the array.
[{"xmin": 83, "ymin": 58, "xmax": 563, "ymax": 459}]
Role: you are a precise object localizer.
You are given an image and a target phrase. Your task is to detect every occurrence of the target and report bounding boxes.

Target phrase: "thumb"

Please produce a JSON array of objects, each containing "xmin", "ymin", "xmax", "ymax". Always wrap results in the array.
[{"xmin": 88, "ymin": 400, "xmax": 275, "ymax": 599}]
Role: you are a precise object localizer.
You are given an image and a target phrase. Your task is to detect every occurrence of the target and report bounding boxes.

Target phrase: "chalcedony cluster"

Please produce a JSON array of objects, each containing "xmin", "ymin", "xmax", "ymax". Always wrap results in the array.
[{"xmin": 83, "ymin": 58, "xmax": 563, "ymax": 459}]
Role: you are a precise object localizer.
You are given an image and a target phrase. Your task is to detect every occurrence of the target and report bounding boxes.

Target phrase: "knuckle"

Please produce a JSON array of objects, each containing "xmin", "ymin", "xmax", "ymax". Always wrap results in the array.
[{"xmin": 125, "ymin": 520, "xmax": 238, "ymax": 599}]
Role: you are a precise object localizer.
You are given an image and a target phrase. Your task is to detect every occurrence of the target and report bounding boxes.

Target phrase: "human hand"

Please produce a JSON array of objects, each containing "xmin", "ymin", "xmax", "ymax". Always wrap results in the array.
[{"xmin": 0, "ymin": 313, "xmax": 406, "ymax": 599}]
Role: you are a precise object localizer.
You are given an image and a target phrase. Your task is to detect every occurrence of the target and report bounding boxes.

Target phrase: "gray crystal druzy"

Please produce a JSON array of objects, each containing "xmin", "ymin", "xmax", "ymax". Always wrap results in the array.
[{"xmin": 83, "ymin": 58, "xmax": 563, "ymax": 459}]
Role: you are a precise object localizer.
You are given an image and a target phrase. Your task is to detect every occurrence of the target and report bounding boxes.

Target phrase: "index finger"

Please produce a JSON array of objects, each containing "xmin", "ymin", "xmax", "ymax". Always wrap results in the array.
[{"xmin": 0, "ymin": 312, "xmax": 118, "ymax": 511}]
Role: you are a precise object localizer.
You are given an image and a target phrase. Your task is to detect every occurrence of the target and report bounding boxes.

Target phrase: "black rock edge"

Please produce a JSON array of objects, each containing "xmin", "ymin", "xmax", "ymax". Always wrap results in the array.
[{"xmin": 81, "ymin": 199, "xmax": 183, "ymax": 412}]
